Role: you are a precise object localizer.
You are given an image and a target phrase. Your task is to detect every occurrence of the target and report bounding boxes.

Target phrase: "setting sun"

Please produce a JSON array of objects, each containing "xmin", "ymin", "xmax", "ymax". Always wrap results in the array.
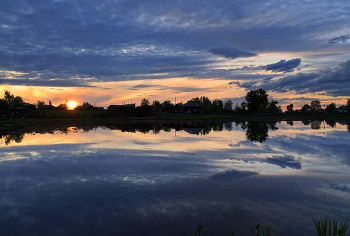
[{"xmin": 67, "ymin": 101, "xmax": 78, "ymax": 110}]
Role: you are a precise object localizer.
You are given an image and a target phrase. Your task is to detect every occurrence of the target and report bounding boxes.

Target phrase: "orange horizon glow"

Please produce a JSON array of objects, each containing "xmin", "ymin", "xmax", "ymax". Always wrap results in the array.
[
  {"xmin": 1, "ymin": 79, "xmax": 349, "ymax": 111},
  {"xmin": 67, "ymin": 101, "xmax": 78, "ymax": 110}
]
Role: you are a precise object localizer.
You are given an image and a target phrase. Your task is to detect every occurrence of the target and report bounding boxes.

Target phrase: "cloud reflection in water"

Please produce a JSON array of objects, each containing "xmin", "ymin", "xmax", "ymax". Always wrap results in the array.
[{"xmin": 0, "ymin": 121, "xmax": 350, "ymax": 235}]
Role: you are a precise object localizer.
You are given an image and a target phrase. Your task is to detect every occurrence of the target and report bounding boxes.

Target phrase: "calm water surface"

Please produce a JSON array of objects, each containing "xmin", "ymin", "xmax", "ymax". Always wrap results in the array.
[{"xmin": 1, "ymin": 121, "xmax": 350, "ymax": 236}]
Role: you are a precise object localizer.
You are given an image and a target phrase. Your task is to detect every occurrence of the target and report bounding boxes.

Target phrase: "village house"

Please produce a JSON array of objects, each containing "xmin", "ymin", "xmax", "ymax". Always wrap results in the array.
[
  {"xmin": 181, "ymin": 101, "xmax": 206, "ymax": 114},
  {"xmin": 74, "ymin": 104, "xmax": 94, "ymax": 110},
  {"xmin": 108, "ymin": 104, "xmax": 135, "ymax": 111},
  {"xmin": 337, "ymin": 105, "xmax": 348, "ymax": 113}
]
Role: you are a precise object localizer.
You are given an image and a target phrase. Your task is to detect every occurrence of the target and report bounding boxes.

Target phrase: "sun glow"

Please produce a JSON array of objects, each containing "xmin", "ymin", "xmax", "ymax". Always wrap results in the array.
[{"xmin": 67, "ymin": 101, "xmax": 78, "ymax": 110}]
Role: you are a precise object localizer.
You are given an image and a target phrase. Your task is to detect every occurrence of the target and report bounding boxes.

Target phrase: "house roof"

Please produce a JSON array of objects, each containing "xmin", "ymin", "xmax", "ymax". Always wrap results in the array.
[{"xmin": 182, "ymin": 101, "xmax": 205, "ymax": 108}]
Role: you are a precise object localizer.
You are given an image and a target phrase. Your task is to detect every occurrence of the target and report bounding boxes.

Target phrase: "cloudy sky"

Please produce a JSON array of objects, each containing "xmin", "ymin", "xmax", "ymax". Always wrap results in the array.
[{"xmin": 1, "ymin": 0, "xmax": 350, "ymax": 108}]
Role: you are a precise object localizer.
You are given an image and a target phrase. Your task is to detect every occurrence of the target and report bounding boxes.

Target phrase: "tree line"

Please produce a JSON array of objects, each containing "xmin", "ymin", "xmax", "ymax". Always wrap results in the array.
[{"xmin": 1, "ymin": 88, "xmax": 350, "ymax": 114}]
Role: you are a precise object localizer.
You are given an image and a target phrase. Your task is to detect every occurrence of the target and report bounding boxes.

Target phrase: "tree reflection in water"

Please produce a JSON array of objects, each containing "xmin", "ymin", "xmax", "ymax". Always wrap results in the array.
[
  {"xmin": 235, "ymin": 121, "xmax": 278, "ymax": 143},
  {"xmin": 3, "ymin": 133, "xmax": 25, "ymax": 145},
  {"xmin": 311, "ymin": 120, "xmax": 322, "ymax": 130},
  {"xmin": 1, "ymin": 120, "xmax": 349, "ymax": 145}
]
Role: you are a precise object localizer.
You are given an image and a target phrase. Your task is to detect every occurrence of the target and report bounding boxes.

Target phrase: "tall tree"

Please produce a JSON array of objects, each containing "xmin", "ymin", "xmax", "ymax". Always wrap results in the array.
[
  {"xmin": 325, "ymin": 103, "xmax": 336, "ymax": 113},
  {"xmin": 4, "ymin": 90, "xmax": 14, "ymax": 105},
  {"xmin": 310, "ymin": 100, "xmax": 321, "ymax": 111},
  {"xmin": 12, "ymin": 96, "xmax": 24, "ymax": 107},
  {"xmin": 82, "ymin": 102, "xmax": 92, "ymax": 106},
  {"xmin": 37, "ymin": 101, "xmax": 45, "ymax": 110},
  {"xmin": 211, "ymin": 99, "xmax": 223, "ymax": 114},
  {"xmin": 162, "ymin": 100, "xmax": 173, "ymax": 108},
  {"xmin": 3, "ymin": 90, "xmax": 24, "ymax": 107},
  {"xmin": 347, "ymin": 99, "xmax": 350, "ymax": 112},
  {"xmin": 301, "ymin": 104, "xmax": 311, "ymax": 113},
  {"xmin": 140, "ymin": 98, "xmax": 150, "ymax": 106},
  {"xmin": 245, "ymin": 88, "xmax": 268, "ymax": 112},
  {"xmin": 152, "ymin": 100, "xmax": 161, "ymax": 108}
]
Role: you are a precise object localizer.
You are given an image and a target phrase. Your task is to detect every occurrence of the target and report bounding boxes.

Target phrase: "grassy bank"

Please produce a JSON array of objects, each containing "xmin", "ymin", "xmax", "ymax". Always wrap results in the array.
[{"xmin": 191, "ymin": 215, "xmax": 349, "ymax": 236}]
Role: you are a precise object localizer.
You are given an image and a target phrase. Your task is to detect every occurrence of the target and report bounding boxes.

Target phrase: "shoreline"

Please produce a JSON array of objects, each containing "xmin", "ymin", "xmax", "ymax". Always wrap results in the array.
[{"xmin": 1, "ymin": 113, "xmax": 349, "ymax": 134}]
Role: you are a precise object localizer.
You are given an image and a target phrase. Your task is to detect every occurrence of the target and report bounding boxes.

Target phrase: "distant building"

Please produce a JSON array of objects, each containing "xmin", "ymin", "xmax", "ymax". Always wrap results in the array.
[
  {"xmin": 108, "ymin": 104, "xmax": 135, "ymax": 111},
  {"xmin": 181, "ymin": 101, "xmax": 205, "ymax": 114},
  {"xmin": 74, "ymin": 105, "xmax": 94, "ymax": 110},
  {"xmin": 305, "ymin": 108, "xmax": 312, "ymax": 113},
  {"xmin": 337, "ymin": 105, "xmax": 348, "ymax": 113}
]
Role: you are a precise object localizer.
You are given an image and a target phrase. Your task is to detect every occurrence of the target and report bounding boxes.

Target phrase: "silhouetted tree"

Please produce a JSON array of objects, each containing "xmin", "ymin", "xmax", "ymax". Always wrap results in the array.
[
  {"xmin": 3, "ymin": 90, "xmax": 24, "ymax": 107},
  {"xmin": 347, "ymin": 99, "xmax": 350, "ymax": 112},
  {"xmin": 310, "ymin": 100, "xmax": 321, "ymax": 111},
  {"xmin": 245, "ymin": 88, "xmax": 268, "ymax": 112},
  {"xmin": 235, "ymin": 102, "xmax": 247, "ymax": 112},
  {"xmin": 140, "ymin": 98, "xmax": 150, "ymax": 106},
  {"xmin": 301, "ymin": 104, "xmax": 311, "ymax": 113},
  {"xmin": 286, "ymin": 104, "xmax": 294, "ymax": 112},
  {"xmin": 267, "ymin": 100, "xmax": 281, "ymax": 113},
  {"xmin": 152, "ymin": 100, "xmax": 161, "ymax": 108},
  {"xmin": 325, "ymin": 103, "xmax": 336, "ymax": 113},
  {"xmin": 224, "ymin": 100, "xmax": 233, "ymax": 110},
  {"xmin": 4, "ymin": 90, "xmax": 14, "ymax": 105},
  {"xmin": 82, "ymin": 102, "xmax": 92, "ymax": 106},
  {"xmin": 162, "ymin": 100, "xmax": 173, "ymax": 108},
  {"xmin": 58, "ymin": 100, "xmax": 68, "ymax": 110},
  {"xmin": 132, "ymin": 106, "xmax": 152, "ymax": 117},
  {"xmin": 211, "ymin": 99, "xmax": 223, "ymax": 114},
  {"xmin": 12, "ymin": 96, "xmax": 24, "ymax": 107},
  {"xmin": 37, "ymin": 101, "xmax": 45, "ymax": 110}
]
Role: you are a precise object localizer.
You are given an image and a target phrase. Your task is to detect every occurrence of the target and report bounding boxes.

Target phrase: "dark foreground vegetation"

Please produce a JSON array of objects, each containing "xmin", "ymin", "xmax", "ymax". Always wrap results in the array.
[{"xmin": 191, "ymin": 215, "xmax": 349, "ymax": 236}]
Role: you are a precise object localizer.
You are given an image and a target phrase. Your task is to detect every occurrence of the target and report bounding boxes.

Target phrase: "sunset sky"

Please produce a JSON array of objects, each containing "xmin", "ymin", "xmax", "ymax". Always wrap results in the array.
[{"xmin": 1, "ymin": 0, "xmax": 350, "ymax": 109}]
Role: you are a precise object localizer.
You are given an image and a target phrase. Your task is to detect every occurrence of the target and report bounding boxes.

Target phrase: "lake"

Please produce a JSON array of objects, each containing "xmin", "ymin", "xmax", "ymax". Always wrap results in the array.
[{"xmin": 1, "ymin": 120, "xmax": 350, "ymax": 236}]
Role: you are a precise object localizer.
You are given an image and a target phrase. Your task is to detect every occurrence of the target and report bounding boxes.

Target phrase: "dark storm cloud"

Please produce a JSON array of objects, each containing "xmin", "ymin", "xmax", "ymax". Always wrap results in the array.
[
  {"xmin": 264, "ymin": 58, "xmax": 301, "ymax": 73},
  {"xmin": 208, "ymin": 47, "xmax": 256, "ymax": 59},
  {"xmin": 0, "ymin": 0, "xmax": 350, "ymax": 87},
  {"xmin": 328, "ymin": 34, "xmax": 350, "ymax": 44},
  {"xmin": 266, "ymin": 155, "xmax": 302, "ymax": 169},
  {"xmin": 235, "ymin": 59, "xmax": 350, "ymax": 96}
]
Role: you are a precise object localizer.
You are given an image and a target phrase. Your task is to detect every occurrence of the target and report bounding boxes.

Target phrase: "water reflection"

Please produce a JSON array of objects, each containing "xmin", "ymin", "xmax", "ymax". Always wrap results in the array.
[
  {"xmin": 3, "ymin": 119, "xmax": 349, "ymax": 146},
  {"xmin": 0, "ymin": 120, "xmax": 350, "ymax": 236}
]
